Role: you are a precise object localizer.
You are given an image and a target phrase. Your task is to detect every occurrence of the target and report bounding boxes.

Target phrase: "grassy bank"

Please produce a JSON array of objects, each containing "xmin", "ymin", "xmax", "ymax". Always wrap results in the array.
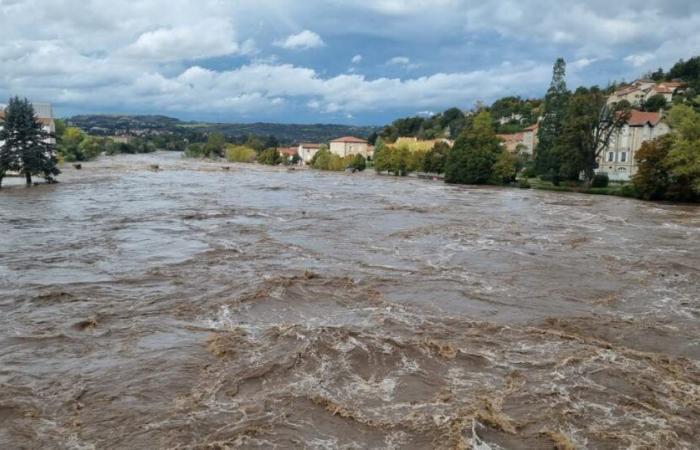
[{"xmin": 524, "ymin": 178, "xmax": 639, "ymax": 198}]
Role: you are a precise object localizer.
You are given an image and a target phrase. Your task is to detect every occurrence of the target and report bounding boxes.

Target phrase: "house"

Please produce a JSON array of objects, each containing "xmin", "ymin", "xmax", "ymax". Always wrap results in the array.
[
  {"xmin": 521, "ymin": 123, "xmax": 538, "ymax": 155},
  {"xmin": 278, "ymin": 147, "xmax": 299, "ymax": 162},
  {"xmin": 497, "ymin": 132, "xmax": 525, "ymax": 153},
  {"xmin": 496, "ymin": 123, "xmax": 538, "ymax": 156},
  {"xmin": 607, "ymin": 79, "xmax": 685, "ymax": 107},
  {"xmin": 596, "ymin": 110, "xmax": 670, "ymax": 181},
  {"xmin": 297, "ymin": 142, "xmax": 323, "ymax": 164},
  {"xmin": 329, "ymin": 136, "xmax": 371, "ymax": 158},
  {"xmin": 498, "ymin": 113, "xmax": 524, "ymax": 126}
]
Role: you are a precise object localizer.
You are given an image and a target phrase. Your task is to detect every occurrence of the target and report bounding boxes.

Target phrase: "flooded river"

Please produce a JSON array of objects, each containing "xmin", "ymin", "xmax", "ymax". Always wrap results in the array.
[{"xmin": 1, "ymin": 152, "xmax": 699, "ymax": 449}]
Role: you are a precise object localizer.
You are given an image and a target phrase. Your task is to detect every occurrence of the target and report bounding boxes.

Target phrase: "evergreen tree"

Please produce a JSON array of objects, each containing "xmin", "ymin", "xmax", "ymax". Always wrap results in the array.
[
  {"xmin": 444, "ymin": 111, "xmax": 501, "ymax": 184},
  {"xmin": 0, "ymin": 97, "xmax": 60, "ymax": 187},
  {"xmin": 373, "ymin": 138, "xmax": 390, "ymax": 173},
  {"xmin": 535, "ymin": 58, "xmax": 570, "ymax": 181}
]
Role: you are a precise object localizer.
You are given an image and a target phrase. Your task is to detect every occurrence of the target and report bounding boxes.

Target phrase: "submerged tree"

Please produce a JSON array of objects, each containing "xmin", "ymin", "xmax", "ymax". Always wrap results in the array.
[
  {"xmin": 444, "ymin": 111, "xmax": 501, "ymax": 184},
  {"xmin": 535, "ymin": 58, "xmax": 570, "ymax": 181},
  {"xmin": 0, "ymin": 97, "xmax": 60, "ymax": 187}
]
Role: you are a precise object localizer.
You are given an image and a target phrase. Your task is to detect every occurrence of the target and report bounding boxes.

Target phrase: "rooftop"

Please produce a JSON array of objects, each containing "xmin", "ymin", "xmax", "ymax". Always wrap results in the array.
[
  {"xmin": 627, "ymin": 110, "xmax": 662, "ymax": 127},
  {"xmin": 330, "ymin": 136, "xmax": 367, "ymax": 144}
]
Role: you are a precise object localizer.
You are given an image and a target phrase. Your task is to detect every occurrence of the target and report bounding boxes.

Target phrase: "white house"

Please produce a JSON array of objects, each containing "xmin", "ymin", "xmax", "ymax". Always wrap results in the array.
[
  {"xmin": 329, "ymin": 136, "xmax": 370, "ymax": 158},
  {"xmin": 596, "ymin": 110, "xmax": 670, "ymax": 181},
  {"xmin": 297, "ymin": 142, "xmax": 323, "ymax": 164},
  {"xmin": 607, "ymin": 80, "xmax": 685, "ymax": 107}
]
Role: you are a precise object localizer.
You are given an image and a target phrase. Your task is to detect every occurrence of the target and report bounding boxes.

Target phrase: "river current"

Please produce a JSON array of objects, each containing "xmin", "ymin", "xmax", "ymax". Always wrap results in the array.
[{"xmin": 1, "ymin": 152, "xmax": 698, "ymax": 449}]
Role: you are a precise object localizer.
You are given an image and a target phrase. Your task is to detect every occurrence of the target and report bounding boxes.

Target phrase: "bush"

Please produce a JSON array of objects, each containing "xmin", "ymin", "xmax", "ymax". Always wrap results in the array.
[
  {"xmin": 225, "ymin": 145, "xmax": 256, "ymax": 163},
  {"xmin": 591, "ymin": 173, "xmax": 609, "ymax": 188},
  {"xmin": 518, "ymin": 179, "xmax": 531, "ymax": 189},
  {"xmin": 521, "ymin": 163, "xmax": 537, "ymax": 179},
  {"xmin": 349, "ymin": 154, "xmax": 366, "ymax": 171},
  {"xmin": 184, "ymin": 143, "xmax": 206, "ymax": 158},
  {"xmin": 257, "ymin": 148, "xmax": 281, "ymax": 165}
]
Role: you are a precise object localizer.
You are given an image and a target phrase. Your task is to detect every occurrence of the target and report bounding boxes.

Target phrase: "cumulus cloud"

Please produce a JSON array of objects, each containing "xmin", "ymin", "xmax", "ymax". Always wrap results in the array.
[
  {"xmin": 120, "ymin": 20, "xmax": 245, "ymax": 62},
  {"xmin": 386, "ymin": 56, "xmax": 421, "ymax": 70},
  {"xmin": 274, "ymin": 30, "xmax": 325, "ymax": 50},
  {"xmin": 1, "ymin": 0, "xmax": 699, "ymax": 122}
]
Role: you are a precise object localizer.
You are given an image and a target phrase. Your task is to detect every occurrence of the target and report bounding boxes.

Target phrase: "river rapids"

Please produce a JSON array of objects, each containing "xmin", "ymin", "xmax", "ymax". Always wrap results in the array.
[{"xmin": 1, "ymin": 152, "xmax": 699, "ymax": 449}]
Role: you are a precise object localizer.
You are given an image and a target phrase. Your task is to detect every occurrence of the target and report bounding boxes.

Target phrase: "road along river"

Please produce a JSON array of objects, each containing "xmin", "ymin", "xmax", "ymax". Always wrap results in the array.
[{"xmin": 1, "ymin": 152, "xmax": 699, "ymax": 449}]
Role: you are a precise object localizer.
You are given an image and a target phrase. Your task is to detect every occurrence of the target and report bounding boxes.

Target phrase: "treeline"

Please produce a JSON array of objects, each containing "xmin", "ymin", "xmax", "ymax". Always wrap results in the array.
[
  {"xmin": 66, "ymin": 114, "xmax": 378, "ymax": 145},
  {"xmin": 373, "ymin": 116, "xmax": 527, "ymax": 184},
  {"xmin": 310, "ymin": 147, "xmax": 366, "ymax": 172},
  {"xmin": 55, "ymin": 122, "xmax": 158, "ymax": 162}
]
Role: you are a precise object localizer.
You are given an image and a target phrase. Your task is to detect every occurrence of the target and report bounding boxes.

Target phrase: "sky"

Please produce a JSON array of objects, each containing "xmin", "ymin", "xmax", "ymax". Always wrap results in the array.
[{"xmin": 1, "ymin": 0, "xmax": 699, "ymax": 125}]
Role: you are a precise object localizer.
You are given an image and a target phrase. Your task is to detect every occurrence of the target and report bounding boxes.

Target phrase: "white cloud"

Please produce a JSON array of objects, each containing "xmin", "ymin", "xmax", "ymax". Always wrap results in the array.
[
  {"xmin": 386, "ymin": 56, "xmax": 421, "ymax": 70},
  {"xmin": 120, "ymin": 20, "xmax": 244, "ymax": 62},
  {"xmin": 1, "ymin": 0, "xmax": 699, "ymax": 120},
  {"xmin": 274, "ymin": 30, "xmax": 325, "ymax": 50},
  {"xmin": 625, "ymin": 53, "xmax": 655, "ymax": 68}
]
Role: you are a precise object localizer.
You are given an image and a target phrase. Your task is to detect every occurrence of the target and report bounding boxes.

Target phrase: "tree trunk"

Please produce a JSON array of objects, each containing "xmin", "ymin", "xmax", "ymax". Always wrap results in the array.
[
  {"xmin": 25, "ymin": 172, "xmax": 32, "ymax": 185},
  {"xmin": 0, "ymin": 175, "xmax": 3, "ymax": 189}
]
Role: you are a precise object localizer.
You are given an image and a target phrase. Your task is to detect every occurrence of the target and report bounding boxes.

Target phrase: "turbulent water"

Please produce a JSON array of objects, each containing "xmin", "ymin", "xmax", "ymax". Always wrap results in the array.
[{"xmin": 1, "ymin": 152, "xmax": 699, "ymax": 449}]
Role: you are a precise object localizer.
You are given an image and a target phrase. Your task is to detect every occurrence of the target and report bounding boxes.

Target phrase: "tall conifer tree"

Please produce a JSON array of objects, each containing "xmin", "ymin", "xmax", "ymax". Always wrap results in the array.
[
  {"xmin": 0, "ymin": 97, "xmax": 60, "ymax": 187},
  {"xmin": 535, "ymin": 58, "xmax": 570, "ymax": 181}
]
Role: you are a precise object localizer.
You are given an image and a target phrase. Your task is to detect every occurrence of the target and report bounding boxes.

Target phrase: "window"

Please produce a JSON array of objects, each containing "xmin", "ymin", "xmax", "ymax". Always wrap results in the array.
[
  {"xmin": 620, "ymin": 152, "xmax": 627, "ymax": 162},
  {"xmin": 608, "ymin": 152, "xmax": 614, "ymax": 162}
]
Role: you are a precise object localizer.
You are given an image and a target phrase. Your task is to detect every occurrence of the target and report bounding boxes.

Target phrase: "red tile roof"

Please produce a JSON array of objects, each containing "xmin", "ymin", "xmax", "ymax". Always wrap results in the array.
[
  {"xmin": 627, "ymin": 110, "xmax": 661, "ymax": 126},
  {"xmin": 330, "ymin": 136, "xmax": 367, "ymax": 143},
  {"xmin": 278, "ymin": 147, "xmax": 298, "ymax": 156}
]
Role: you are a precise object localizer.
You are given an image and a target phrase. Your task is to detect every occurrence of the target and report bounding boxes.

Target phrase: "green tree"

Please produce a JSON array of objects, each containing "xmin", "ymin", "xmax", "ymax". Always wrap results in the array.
[
  {"xmin": 642, "ymin": 94, "xmax": 668, "ymax": 112},
  {"xmin": 77, "ymin": 136, "xmax": 106, "ymax": 161},
  {"xmin": 492, "ymin": 149, "xmax": 518, "ymax": 183},
  {"xmin": 0, "ymin": 97, "xmax": 60, "ymax": 187},
  {"xmin": 224, "ymin": 144, "xmax": 257, "ymax": 163},
  {"xmin": 244, "ymin": 135, "xmax": 265, "ymax": 154},
  {"xmin": 58, "ymin": 127, "xmax": 86, "ymax": 161},
  {"xmin": 373, "ymin": 138, "xmax": 390, "ymax": 173},
  {"xmin": 633, "ymin": 136, "xmax": 673, "ymax": 200},
  {"xmin": 257, "ymin": 148, "xmax": 281, "ymax": 165},
  {"xmin": 536, "ymin": 58, "xmax": 570, "ymax": 180},
  {"xmin": 665, "ymin": 105, "xmax": 700, "ymax": 198},
  {"xmin": 423, "ymin": 141, "xmax": 450, "ymax": 174},
  {"xmin": 349, "ymin": 154, "xmax": 366, "ymax": 171},
  {"xmin": 444, "ymin": 111, "xmax": 501, "ymax": 184},
  {"xmin": 204, "ymin": 132, "xmax": 226, "ymax": 158},
  {"xmin": 556, "ymin": 87, "xmax": 630, "ymax": 183}
]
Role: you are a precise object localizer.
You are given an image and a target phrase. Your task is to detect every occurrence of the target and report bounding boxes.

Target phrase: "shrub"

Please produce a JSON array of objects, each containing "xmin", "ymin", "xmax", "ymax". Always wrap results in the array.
[
  {"xmin": 225, "ymin": 145, "xmax": 256, "ymax": 163},
  {"xmin": 349, "ymin": 154, "xmax": 367, "ymax": 171},
  {"xmin": 518, "ymin": 179, "xmax": 531, "ymax": 189},
  {"xmin": 257, "ymin": 148, "xmax": 281, "ymax": 165},
  {"xmin": 591, "ymin": 173, "xmax": 609, "ymax": 188}
]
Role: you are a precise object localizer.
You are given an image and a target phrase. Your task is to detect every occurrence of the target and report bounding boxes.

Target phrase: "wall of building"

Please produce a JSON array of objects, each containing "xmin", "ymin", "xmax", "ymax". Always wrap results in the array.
[
  {"xmin": 329, "ymin": 142, "xmax": 369, "ymax": 158},
  {"xmin": 597, "ymin": 122, "xmax": 670, "ymax": 181}
]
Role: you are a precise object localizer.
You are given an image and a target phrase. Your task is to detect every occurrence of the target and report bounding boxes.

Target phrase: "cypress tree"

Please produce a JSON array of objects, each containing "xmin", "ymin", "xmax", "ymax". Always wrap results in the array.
[
  {"xmin": 535, "ymin": 58, "xmax": 570, "ymax": 182},
  {"xmin": 0, "ymin": 97, "xmax": 60, "ymax": 187}
]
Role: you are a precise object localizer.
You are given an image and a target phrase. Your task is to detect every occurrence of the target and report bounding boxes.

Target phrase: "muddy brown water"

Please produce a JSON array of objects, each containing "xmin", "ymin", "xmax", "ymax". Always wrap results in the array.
[{"xmin": 1, "ymin": 152, "xmax": 699, "ymax": 449}]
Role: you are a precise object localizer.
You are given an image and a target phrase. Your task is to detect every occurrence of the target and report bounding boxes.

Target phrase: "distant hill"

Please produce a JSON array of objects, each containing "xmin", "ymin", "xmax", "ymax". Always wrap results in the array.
[{"xmin": 65, "ymin": 114, "xmax": 378, "ymax": 144}]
